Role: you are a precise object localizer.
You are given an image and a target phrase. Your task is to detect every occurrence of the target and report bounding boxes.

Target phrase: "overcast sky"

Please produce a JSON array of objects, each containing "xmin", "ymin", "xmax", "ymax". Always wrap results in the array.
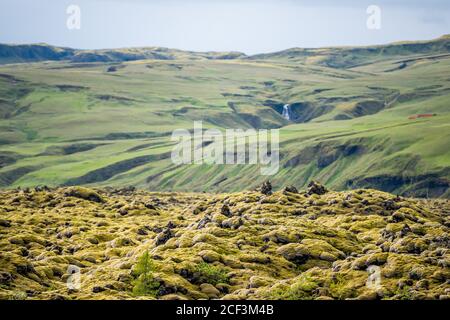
[{"xmin": 0, "ymin": 0, "xmax": 449, "ymax": 54}]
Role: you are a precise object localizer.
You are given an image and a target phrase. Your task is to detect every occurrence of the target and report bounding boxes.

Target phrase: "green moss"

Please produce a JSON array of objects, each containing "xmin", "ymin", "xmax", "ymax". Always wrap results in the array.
[
  {"xmin": 329, "ymin": 274, "xmax": 356, "ymax": 299},
  {"xmin": 394, "ymin": 285, "xmax": 413, "ymax": 300},
  {"xmin": 0, "ymin": 187, "xmax": 448, "ymax": 300},
  {"xmin": 268, "ymin": 274, "xmax": 319, "ymax": 300},
  {"xmin": 195, "ymin": 262, "xmax": 229, "ymax": 286}
]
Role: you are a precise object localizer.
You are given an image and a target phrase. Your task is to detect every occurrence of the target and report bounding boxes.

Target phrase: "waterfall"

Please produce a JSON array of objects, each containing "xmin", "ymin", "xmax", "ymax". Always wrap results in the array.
[{"xmin": 282, "ymin": 104, "xmax": 291, "ymax": 120}]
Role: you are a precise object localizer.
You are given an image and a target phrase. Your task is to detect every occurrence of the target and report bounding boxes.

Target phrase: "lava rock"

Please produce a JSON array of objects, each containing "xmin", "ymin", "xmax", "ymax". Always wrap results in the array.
[
  {"xmin": 137, "ymin": 228, "xmax": 148, "ymax": 236},
  {"xmin": 0, "ymin": 272, "xmax": 13, "ymax": 285},
  {"xmin": 260, "ymin": 181, "xmax": 272, "ymax": 195},
  {"xmin": 283, "ymin": 185, "xmax": 298, "ymax": 194},
  {"xmin": 200, "ymin": 283, "xmax": 220, "ymax": 299},
  {"xmin": 307, "ymin": 181, "xmax": 328, "ymax": 195},
  {"xmin": 197, "ymin": 215, "xmax": 211, "ymax": 229},
  {"xmin": 0, "ymin": 219, "xmax": 11, "ymax": 227},
  {"xmin": 221, "ymin": 204, "xmax": 232, "ymax": 217},
  {"xmin": 92, "ymin": 286, "xmax": 106, "ymax": 293},
  {"xmin": 64, "ymin": 187, "xmax": 104, "ymax": 203},
  {"xmin": 155, "ymin": 228, "xmax": 174, "ymax": 246},
  {"xmin": 276, "ymin": 244, "xmax": 309, "ymax": 265},
  {"xmin": 198, "ymin": 250, "xmax": 221, "ymax": 263}
]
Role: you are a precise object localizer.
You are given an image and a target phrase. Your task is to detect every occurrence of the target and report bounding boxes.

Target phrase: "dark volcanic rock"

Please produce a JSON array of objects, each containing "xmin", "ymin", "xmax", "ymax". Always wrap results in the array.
[
  {"xmin": 283, "ymin": 185, "xmax": 298, "ymax": 194},
  {"xmin": 221, "ymin": 204, "xmax": 232, "ymax": 217},
  {"xmin": 155, "ymin": 227, "xmax": 174, "ymax": 246},
  {"xmin": 260, "ymin": 181, "xmax": 273, "ymax": 195},
  {"xmin": 307, "ymin": 181, "xmax": 328, "ymax": 195}
]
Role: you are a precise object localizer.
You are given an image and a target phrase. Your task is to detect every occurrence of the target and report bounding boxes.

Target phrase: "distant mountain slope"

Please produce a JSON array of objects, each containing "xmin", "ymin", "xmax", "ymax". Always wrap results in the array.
[
  {"xmin": 250, "ymin": 34, "xmax": 450, "ymax": 68},
  {"xmin": 0, "ymin": 43, "xmax": 247, "ymax": 64},
  {"xmin": 1, "ymin": 35, "xmax": 449, "ymax": 66},
  {"xmin": 0, "ymin": 44, "xmax": 75, "ymax": 64}
]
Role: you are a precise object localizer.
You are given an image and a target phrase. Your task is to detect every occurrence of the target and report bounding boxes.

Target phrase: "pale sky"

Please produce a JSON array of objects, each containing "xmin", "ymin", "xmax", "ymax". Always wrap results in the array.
[{"xmin": 0, "ymin": 0, "xmax": 449, "ymax": 54}]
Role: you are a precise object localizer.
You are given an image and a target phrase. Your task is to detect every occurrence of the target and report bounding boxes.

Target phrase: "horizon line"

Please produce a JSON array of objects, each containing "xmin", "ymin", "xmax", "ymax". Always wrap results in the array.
[{"xmin": 1, "ymin": 34, "xmax": 448, "ymax": 57}]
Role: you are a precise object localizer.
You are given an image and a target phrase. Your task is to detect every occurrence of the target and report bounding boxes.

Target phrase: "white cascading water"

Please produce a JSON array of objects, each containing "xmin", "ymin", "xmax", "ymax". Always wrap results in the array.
[{"xmin": 282, "ymin": 104, "xmax": 291, "ymax": 120}]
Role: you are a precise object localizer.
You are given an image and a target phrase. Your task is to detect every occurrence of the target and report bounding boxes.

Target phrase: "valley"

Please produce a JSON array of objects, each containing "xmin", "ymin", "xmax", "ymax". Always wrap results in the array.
[
  {"xmin": 0, "ymin": 35, "xmax": 449, "ymax": 301},
  {"xmin": 0, "ymin": 36, "xmax": 449, "ymax": 197}
]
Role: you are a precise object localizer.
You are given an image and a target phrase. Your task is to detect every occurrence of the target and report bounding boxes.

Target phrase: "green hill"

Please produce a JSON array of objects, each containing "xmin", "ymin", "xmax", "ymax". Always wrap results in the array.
[
  {"xmin": 251, "ymin": 34, "xmax": 450, "ymax": 68},
  {"xmin": 0, "ymin": 36, "xmax": 449, "ymax": 197},
  {"xmin": 0, "ymin": 43, "xmax": 247, "ymax": 65}
]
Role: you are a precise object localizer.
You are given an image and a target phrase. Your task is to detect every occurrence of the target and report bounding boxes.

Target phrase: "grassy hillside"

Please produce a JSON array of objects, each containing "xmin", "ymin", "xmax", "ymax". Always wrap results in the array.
[
  {"xmin": 0, "ymin": 185, "xmax": 448, "ymax": 300},
  {"xmin": 0, "ymin": 36, "xmax": 449, "ymax": 197},
  {"xmin": 0, "ymin": 43, "xmax": 246, "ymax": 65},
  {"xmin": 251, "ymin": 34, "xmax": 450, "ymax": 68}
]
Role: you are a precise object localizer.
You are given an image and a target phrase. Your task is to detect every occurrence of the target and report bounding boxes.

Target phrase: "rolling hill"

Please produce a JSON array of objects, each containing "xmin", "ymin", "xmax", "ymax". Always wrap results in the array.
[{"xmin": 0, "ymin": 36, "xmax": 449, "ymax": 197}]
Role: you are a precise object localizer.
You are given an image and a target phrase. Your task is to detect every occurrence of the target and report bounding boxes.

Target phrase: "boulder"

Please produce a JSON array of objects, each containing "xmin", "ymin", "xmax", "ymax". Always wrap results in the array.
[
  {"xmin": 92, "ymin": 286, "xmax": 106, "ymax": 293},
  {"xmin": 260, "ymin": 181, "xmax": 272, "ymax": 195},
  {"xmin": 198, "ymin": 250, "xmax": 221, "ymax": 263},
  {"xmin": 278, "ymin": 239, "xmax": 344, "ymax": 264},
  {"xmin": 221, "ymin": 204, "xmax": 232, "ymax": 217},
  {"xmin": 221, "ymin": 217, "xmax": 244, "ymax": 229},
  {"xmin": 277, "ymin": 243, "xmax": 310, "ymax": 264},
  {"xmin": 0, "ymin": 219, "xmax": 11, "ymax": 227},
  {"xmin": 64, "ymin": 187, "xmax": 104, "ymax": 203},
  {"xmin": 283, "ymin": 185, "xmax": 298, "ymax": 194},
  {"xmin": 155, "ymin": 228, "xmax": 174, "ymax": 246},
  {"xmin": 307, "ymin": 181, "xmax": 328, "ymax": 195},
  {"xmin": 200, "ymin": 283, "xmax": 220, "ymax": 299}
]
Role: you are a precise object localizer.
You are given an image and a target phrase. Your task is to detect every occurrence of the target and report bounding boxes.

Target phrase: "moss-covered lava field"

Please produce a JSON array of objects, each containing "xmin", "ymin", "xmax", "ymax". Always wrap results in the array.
[{"xmin": 0, "ymin": 183, "xmax": 448, "ymax": 300}]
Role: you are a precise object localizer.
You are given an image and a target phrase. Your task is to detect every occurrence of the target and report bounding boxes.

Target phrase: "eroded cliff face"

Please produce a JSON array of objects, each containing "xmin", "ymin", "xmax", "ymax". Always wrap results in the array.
[{"xmin": 0, "ymin": 184, "xmax": 448, "ymax": 300}]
